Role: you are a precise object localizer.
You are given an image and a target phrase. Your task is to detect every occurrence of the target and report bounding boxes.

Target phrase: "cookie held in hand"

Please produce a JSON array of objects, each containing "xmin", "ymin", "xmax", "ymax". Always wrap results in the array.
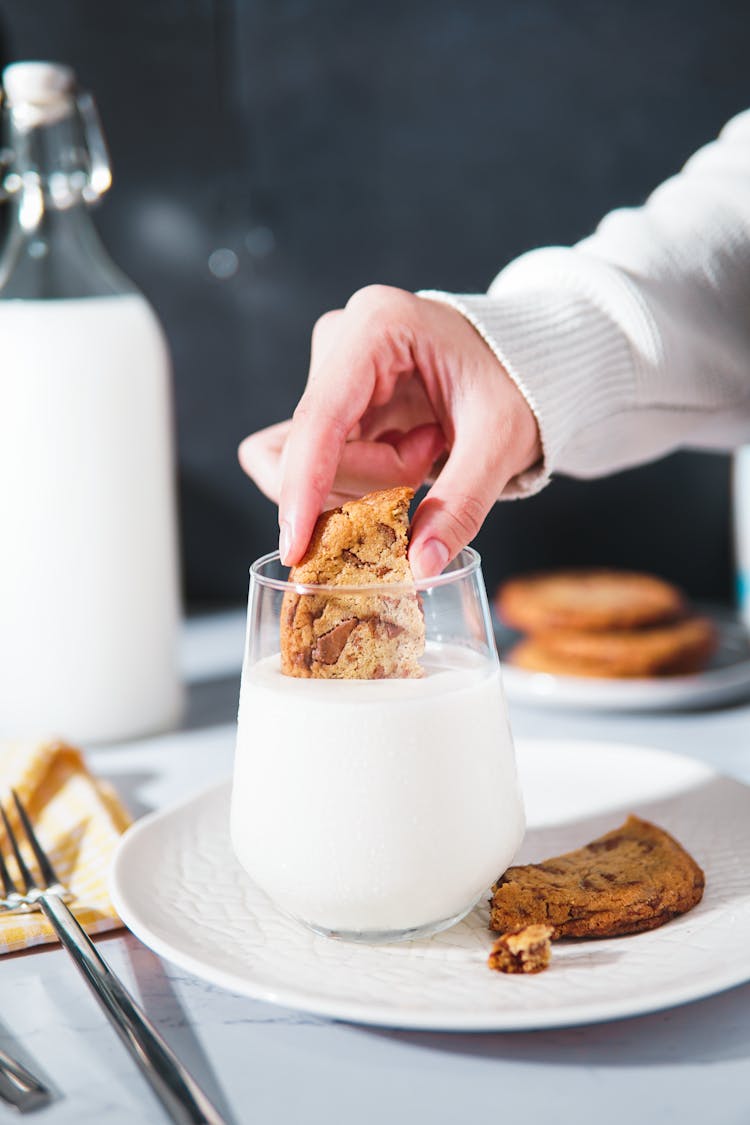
[
  {"xmin": 490, "ymin": 815, "xmax": 705, "ymax": 938},
  {"xmin": 280, "ymin": 487, "xmax": 425, "ymax": 679}
]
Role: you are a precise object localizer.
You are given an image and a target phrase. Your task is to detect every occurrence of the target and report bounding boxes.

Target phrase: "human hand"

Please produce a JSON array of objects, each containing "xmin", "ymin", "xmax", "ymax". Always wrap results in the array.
[{"xmin": 239, "ymin": 285, "xmax": 541, "ymax": 578}]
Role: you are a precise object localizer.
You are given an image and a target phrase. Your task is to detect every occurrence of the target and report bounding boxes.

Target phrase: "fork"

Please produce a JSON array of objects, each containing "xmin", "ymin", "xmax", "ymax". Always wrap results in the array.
[
  {"xmin": 0, "ymin": 1044, "xmax": 51, "ymax": 1114},
  {"xmin": 0, "ymin": 791, "xmax": 227, "ymax": 1125},
  {"xmin": 0, "ymin": 812, "xmax": 54, "ymax": 1114}
]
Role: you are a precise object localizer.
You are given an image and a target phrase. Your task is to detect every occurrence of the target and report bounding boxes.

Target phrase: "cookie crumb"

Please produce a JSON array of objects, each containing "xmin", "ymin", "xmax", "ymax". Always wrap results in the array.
[{"xmin": 488, "ymin": 925, "xmax": 553, "ymax": 974}]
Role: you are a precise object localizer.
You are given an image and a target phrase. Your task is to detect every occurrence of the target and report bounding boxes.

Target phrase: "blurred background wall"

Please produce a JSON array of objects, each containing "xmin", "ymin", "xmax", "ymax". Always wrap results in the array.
[{"xmin": 2, "ymin": 0, "xmax": 748, "ymax": 609}]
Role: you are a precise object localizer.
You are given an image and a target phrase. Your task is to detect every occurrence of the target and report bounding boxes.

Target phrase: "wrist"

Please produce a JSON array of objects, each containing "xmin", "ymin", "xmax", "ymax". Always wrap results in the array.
[
  {"xmin": 419, "ymin": 273, "xmax": 637, "ymax": 497},
  {"xmin": 500, "ymin": 373, "xmax": 543, "ymax": 485}
]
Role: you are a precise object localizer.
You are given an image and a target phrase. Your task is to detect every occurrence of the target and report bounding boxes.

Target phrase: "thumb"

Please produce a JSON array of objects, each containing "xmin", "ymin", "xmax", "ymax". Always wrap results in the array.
[{"xmin": 408, "ymin": 439, "xmax": 501, "ymax": 580}]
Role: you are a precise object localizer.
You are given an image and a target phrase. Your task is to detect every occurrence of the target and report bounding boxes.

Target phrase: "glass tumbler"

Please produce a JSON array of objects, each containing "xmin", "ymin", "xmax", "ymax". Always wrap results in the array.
[{"xmin": 231, "ymin": 547, "xmax": 525, "ymax": 943}]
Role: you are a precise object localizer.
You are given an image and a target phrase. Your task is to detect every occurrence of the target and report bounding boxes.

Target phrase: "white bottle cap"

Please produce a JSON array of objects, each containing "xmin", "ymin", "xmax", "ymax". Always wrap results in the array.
[{"xmin": 3, "ymin": 61, "xmax": 76, "ymax": 127}]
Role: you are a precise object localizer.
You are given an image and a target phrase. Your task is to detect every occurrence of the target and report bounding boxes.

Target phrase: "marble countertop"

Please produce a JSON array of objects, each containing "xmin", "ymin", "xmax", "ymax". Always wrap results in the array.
[{"xmin": 3, "ymin": 610, "xmax": 750, "ymax": 1124}]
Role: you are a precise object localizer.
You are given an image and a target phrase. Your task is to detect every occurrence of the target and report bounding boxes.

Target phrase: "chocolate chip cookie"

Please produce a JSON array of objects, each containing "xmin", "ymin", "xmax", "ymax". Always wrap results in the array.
[
  {"xmin": 496, "ymin": 570, "xmax": 686, "ymax": 634},
  {"xmin": 490, "ymin": 815, "xmax": 705, "ymax": 938},
  {"xmin": 280, "ymin": 486, "xmax": 425, "ymax": 679},
  {"xmin": 509, "ymin": 616, "xmax": 717, "ymax": 678}
]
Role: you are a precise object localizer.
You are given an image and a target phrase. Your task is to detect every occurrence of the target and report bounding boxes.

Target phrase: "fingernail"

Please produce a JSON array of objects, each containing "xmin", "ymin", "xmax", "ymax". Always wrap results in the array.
[
  {"xmin": 279, "ymin": 521, "xmax": 292, "ymax": 564},
  {"xmin": 416, "ymin": 538, "xmax": 449, "ymax": 578}
]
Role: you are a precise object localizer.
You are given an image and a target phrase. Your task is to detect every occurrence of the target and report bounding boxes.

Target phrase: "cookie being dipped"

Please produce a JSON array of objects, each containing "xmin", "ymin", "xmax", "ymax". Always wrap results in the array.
[{"xmin": 280, "ymin": 487, "xmax": 425, "ymax": 679}]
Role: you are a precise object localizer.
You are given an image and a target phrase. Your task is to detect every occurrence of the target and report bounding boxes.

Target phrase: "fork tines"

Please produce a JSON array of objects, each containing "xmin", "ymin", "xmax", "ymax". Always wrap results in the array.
[{"xmin": 0, "ymin": 791, "xmax": 66, "ymax": 904}]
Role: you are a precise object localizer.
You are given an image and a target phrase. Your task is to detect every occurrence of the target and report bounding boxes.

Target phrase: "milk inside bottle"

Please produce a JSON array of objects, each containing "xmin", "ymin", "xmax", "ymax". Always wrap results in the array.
[{"xmin": 0, "ymin": 62, "xmax": 182, "ymax": 742}]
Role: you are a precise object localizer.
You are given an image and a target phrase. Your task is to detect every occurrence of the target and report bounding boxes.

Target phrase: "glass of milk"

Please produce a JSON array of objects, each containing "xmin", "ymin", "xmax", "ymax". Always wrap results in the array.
[{"xmin": 231, "ymin": 548, "xmax": 525, "ymax": 943}]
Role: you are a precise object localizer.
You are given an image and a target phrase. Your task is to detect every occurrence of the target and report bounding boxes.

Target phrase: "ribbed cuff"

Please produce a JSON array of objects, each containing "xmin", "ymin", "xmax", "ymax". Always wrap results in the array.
[{"xmin": 419, "ymin": 248, "xmax": 649, "ymax": 499}]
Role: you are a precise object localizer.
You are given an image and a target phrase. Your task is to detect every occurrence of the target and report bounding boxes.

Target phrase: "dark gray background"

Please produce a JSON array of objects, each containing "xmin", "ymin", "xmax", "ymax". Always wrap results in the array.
[{"xmin": 2, "ymin": 0, "xmax": 747, "ymax": 608}]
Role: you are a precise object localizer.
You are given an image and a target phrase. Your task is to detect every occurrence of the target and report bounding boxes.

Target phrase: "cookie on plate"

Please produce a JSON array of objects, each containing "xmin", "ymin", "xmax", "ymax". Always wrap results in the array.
[
  {"xmin": 496, "ymin": 569, "xmax": 686, "ymax": 634},
  {"xmin": 487, "ymin": 924, "xmax": 553, "ymax": 974},
  {"xmin": 280, "ymin": 487, "xmax": 424, "ymax": 679},
  {"xmin": 509, "ymin": 616, "xmax": 717, "ymax": 678},
  {"xmin": 490, "ymin": 815, "xmax": 705, "ymax": 938}
]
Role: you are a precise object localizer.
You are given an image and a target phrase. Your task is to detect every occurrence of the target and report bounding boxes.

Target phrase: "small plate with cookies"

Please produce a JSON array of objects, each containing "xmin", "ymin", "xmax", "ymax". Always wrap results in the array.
[
  {"xmin": 111, "ymin": 737, "xmax": 750, "ymax": 1031},
  {"xmin": 494, "ymin": 569, "xmax": 750, "ymax": 711}
]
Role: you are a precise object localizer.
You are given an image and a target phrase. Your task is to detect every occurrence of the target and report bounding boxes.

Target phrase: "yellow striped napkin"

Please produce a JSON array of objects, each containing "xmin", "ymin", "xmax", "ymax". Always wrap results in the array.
[{"xmin": 0, "ymin": 740, "xmax": 132, "ymax": 954}]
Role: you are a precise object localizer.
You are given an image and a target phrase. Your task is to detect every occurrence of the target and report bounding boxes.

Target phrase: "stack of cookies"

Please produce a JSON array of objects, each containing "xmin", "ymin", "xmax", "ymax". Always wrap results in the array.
[{"xmin": 495, "ymin": 569, "xmax": 717, "ymax": 678}]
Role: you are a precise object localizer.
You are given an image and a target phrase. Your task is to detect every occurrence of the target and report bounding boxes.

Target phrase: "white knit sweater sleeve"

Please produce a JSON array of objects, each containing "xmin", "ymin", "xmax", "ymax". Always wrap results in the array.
[{"xmin": 420, "ymin": 109, "xmax": 750, "ymax": 498}]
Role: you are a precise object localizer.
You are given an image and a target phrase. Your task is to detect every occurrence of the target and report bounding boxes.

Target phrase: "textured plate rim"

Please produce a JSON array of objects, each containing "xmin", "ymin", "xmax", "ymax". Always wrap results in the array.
[{"xmin": 111, "ymin": 743, "xmax": 750, "ymax": 1031}]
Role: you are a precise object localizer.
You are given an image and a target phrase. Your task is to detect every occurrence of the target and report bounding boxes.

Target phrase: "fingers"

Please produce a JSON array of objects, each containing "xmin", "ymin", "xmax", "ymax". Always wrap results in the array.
[
  {"xmin": 329, "ymin": 424, "xmax": 445, "ymax": 499},
  {"xmin": 279, "ymin": 394, "xmax": 372, "ymax": 564},
  {"xmin": 238, "ymin": 419, "xmax": 444, "ymax": 516},
  {"xmin": 408, "ymin": 382, "xmax": 542, "ymax": 579},
  {"xmin": 308, "ymin": 308, "xmax": 344, "ymax": 382},
  {"xmin": 408, "ymin": 423, "xmax": 506, "ymax": 581},
  {"xmin": 243, "ymin": 417, "xmax": 507, "ymax": 580},
  {"xmin": 241, "ymin": 287, "xmax": 542, "ymax": 574},
  {"xmin": 238, "ymin": 420, "xmax": 292, "ymax": 503},
  {"xmin": 278, "ymin": 287, "xmax": 419, "ymax": 564},
  {"xmin": 357, "ymin": 376, "xmax": 435, "ymax": 442},
  {"xmin": 279, "ymin": 418, "xmax": 444, "ymax": 564}
]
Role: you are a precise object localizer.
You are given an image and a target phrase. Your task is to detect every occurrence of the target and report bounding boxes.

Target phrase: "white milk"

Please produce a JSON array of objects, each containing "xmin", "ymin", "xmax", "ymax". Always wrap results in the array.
[
  {"xmin": 231, "ymin": 646, "xmax": 525, "ymax": 936},
  {"xmin": 0, "ymin": 296, "xmax": 182, "ymax": 742}
]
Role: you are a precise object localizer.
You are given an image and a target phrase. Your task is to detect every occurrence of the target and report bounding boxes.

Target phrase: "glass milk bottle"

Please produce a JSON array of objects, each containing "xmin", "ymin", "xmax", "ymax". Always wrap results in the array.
[{"xmin": 0, "ymin": 62, "xmax": 183, "ymax": 742}]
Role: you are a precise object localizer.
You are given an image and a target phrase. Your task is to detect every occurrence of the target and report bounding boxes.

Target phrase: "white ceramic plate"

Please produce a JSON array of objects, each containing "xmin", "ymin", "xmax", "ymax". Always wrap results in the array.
[
  {"xmin": 111, "ymin": 739, "xmax": 750, "ymax": 1031},
  {"xmin": 497, "ymin": 617, "xmax": 750, "ymax": 712}
]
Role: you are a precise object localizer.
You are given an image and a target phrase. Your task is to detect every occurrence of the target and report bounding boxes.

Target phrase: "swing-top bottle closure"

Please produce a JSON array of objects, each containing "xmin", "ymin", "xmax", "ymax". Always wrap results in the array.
[{"xmin": 0, "ymin": 61, "xmax": 112, "ymax": 229}]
